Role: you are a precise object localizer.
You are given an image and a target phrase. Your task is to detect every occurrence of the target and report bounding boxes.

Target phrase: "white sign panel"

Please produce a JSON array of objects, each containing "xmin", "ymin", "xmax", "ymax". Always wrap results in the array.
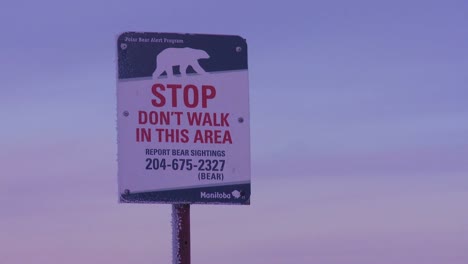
[{"xmin": 117, "ymin": 32, "xmax": 250, "ymax": 204}]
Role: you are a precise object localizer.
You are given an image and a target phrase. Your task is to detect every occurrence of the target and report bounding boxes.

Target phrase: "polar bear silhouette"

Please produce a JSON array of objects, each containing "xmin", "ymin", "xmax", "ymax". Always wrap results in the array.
[{"xmin": 152, "ymin": 48, "xmax": 210, "ymax": 79}]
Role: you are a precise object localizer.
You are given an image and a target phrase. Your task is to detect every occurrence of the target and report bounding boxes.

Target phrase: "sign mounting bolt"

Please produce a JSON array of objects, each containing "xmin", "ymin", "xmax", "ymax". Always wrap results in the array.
[
  {"xmin": 238, "ymin": 117, "xmax": 244, "ymax": 123},
  {"xmin": 123, "ymin": 111, "xmax": 129, "ymax": 117},
  {"xmin": 236, "ymin": 46, "xmax": 242, "ymax": 52},
  {"xmin": 121, "ymin": 43, "xmax": 127, "ymax": 50}
]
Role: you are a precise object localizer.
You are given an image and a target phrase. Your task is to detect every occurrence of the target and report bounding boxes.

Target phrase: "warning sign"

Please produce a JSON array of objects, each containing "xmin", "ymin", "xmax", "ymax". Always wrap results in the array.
[{"xmin": 117, "ymin": 32, "xmax": 250, "ymax": 204}]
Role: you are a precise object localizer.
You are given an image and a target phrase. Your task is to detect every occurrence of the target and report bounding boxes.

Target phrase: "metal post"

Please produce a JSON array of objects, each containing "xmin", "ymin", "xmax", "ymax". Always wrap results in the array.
[{"xmin": 172, "ymin": 204, "xmax": 190, "ymax": 264}]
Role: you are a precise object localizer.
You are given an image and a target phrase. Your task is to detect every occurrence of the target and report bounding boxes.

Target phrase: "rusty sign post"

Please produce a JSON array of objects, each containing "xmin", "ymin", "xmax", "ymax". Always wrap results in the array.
[{"xmin": 172, "ymin": 204, "xmax": 191, "ymax": 264}]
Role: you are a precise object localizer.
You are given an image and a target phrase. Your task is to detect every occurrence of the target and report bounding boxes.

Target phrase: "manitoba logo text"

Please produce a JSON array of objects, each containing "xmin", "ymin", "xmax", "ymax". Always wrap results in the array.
[
  {"xmin": 200, "ymin": 190, "xmax": 242, "ymax": 199},
  {"xmin": 152, "ymin": 48, "xmax": 210, "ymax": 79},
  {"xmin": 200, "ymin": 192, "xmax": 230, "ymax": 199}
]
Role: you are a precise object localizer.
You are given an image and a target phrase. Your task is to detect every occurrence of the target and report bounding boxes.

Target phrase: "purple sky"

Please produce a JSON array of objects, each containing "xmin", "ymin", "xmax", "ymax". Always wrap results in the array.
[{"xmin": 1, "ymin": 1, "xmax": 468, "ymax": 263}]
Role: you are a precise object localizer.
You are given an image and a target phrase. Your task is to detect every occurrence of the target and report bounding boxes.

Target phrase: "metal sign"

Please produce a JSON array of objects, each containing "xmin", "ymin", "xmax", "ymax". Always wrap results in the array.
[{"xmin": 117, "ymin": 32, "xmax": 250, "ymax": 205}]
